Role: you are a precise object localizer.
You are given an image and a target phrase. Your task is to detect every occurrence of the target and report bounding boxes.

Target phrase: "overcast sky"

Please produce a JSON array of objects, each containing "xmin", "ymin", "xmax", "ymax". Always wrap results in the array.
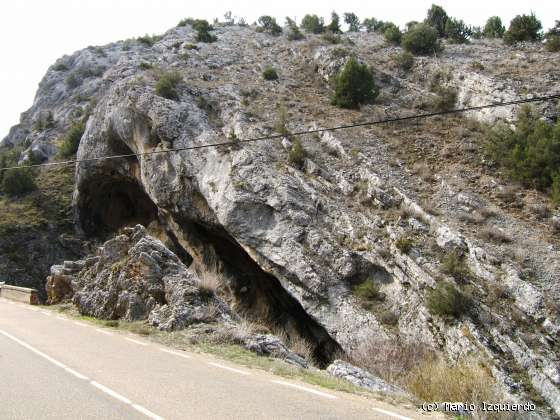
[{"xmin": 0, "ymin": 0, "xmax": 557, "ymax": 139}]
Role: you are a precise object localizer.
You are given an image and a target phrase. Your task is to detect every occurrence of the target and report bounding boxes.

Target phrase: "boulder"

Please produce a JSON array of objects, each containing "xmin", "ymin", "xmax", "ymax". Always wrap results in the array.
[{"xmin": 326, "ymin": 360, "xmax": 407, "ymax": 395}]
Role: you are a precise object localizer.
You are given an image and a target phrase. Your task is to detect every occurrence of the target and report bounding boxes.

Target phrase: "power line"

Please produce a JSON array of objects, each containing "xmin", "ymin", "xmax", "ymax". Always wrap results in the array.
[{"xmin": 1, "ymin": 93, "xmax": 559, "ymax": 172}]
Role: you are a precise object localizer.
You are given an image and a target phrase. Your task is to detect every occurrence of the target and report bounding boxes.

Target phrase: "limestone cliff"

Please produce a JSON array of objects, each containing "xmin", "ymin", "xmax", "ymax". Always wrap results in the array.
[{"xmin": 2, "ymin": 22, "xmax": 560, "ymax": 416}]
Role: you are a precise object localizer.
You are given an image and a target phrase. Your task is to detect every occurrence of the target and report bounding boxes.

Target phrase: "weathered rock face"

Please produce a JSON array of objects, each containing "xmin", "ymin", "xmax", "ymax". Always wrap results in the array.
[
  {"xmin": 71, "ymin": 225, "xmax": 230, "ymax": 329},
  {"xmin": 3, "ymin": 23, "xmax": 560, "ymax": 414},
  {"xmin": 46, "ymin": 260, "xmax": 84, "ymax": 304}
]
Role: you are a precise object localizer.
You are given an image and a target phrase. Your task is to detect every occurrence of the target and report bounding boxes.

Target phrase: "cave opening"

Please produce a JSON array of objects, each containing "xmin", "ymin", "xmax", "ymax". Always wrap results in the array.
[
  {"xmin": 174, "ymin": 218, "xmax": 343, "ymax": 368},
  {"xmin": 78, "ymin": 174, "xmax": 159, "ymax": 237}
]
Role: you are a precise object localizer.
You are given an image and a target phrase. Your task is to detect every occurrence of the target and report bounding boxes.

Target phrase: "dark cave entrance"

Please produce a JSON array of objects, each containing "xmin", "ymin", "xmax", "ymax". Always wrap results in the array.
[
  {"xmin": 78, "ymin": 175, "xmax": 158, "ymax": 236},
  {"xmin": 174, "ymin": 219, "xmax": 343, "ymax": 367}
]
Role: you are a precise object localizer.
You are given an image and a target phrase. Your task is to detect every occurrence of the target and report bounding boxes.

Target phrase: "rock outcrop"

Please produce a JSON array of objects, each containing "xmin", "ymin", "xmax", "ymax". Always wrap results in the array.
[
  {"xmin": 69, "ymin": 225, "xmax": 231, "ymax": 329},
  {"xmin": 327, "ymin": 360, "xmax": 407, "ymax": 395}
]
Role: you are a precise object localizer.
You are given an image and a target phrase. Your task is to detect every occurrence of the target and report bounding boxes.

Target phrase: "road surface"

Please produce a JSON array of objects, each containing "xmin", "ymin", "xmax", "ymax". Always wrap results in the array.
[{"xmin": 0, "ymin": 298, "xmax": 432, "ymax": 420}]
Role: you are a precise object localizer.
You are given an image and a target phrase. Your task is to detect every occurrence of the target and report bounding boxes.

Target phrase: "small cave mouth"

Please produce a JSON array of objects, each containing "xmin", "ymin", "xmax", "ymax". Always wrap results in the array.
[
  {"xmin": 174, "ymin": 218, "xmax": 343, "ymax": 368},
  {"xmin": 78, "ymin": 175, "xmax": 158, "ymax": 237}
]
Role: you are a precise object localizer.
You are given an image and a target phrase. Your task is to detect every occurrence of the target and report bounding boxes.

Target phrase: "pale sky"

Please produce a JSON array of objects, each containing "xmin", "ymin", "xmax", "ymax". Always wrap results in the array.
[{"xmin": 0, "ymin": 0, "xmax": 557, "ymax": 139}]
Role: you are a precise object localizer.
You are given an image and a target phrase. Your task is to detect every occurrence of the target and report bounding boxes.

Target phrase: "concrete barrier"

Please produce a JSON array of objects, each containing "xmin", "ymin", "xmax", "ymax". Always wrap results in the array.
[{"xmin": 0, "ymin": 282, "xmax": 39, "ymax": 305}]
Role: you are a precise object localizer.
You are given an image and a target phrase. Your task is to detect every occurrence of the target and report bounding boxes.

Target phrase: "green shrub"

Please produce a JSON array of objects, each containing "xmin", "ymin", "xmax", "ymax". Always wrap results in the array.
[
  {"xmin": 322, "ymin": 32, "xmax": 342, "ymax": 44},
  {"xmin": 58, "ymin": 121, "xmax": 86, "ymax": 157},
  {"xmin": 552, "ymin": 174, "xmax": 560, "ymax": 205},
  {"xmin": 362, "ymin": 18, "xmax": 386, "ymax": 33},
  {"xmin": 384, "ymin": 23, "xmax": 402, "ymax": 45},
  {"xmin": 395, "ymin": 51, "xmax": 414, "ymax": 70},
  {"xmin": 471, "ymin": 26, "xmax": 483, "ymax": 39},
  {"xmin": 262, "ymin": 67, "xmax": 278, "ymax": 81},
  {"xmin": 155, "ymin": 71, "xmax": 182, "ymax": 100},
  {"xmin": 424, "ymin": 4, "xmax": 449, "ymax": 37},
  {"xmin": 137, "ymin": 34, "xmax": 161, "ymax": 47},
  {"xmin": 430, "ymin": 86, "xmax": 457, "ymax": 111},
  {"xmin": 332, "ymin": 57, "xmax": 378, "ymax": 109},
  {"xmin": 65, "ymin": 73, "xmax": 80, "ymax": 89},
  {"xmin": 483, "ymin": 16, "xmax": 505, "ymax": 38},
  {"xmin": 486, "ymin": 105, "xmax": 560, "ymax": 195},
  {"xmin": 441, "ymin": 251, "xmax": 471, "ymax": 283},
  {"xmin": 0, "ymin": 147, "xmax": 23, "ymax": 186},
  {"xmin": 470, "ymin": 61, "xmax": 484, "ymax": 71},
  {"xmin": 327, "ymin": 11, "xmax": 342, "ymax": 34},
  {"xmin": 402, "ymin": 23, "xmax": 441, "ymax": 55},
  {"xmin": 139, "ymin": 61, "xmax": 153, "ymax": 70},
  {"xmin": 193, "ymin": 20, "xmax": 217, "ymax": 43},
  {"xmin": 545, "ymin": 21, "xmax": 560, "ymax": 52},
  {"xmin": 34, "ymin": 111, "xmax": 55, "ymax": 131},
  {"xmin": 427, "ymin": 282, "xmax": 471, "ymax": 318},
  {"xmin": 1, "ymin": 168, "xmax": 37, "ymax": 197},
  {"xmin": 53, "ymin": 62, "xmax": 69, "ymax": 72},
  {"xmin": 546, "ymin": 35, "xmax": 560, "ymax": 52},
  {"xmin": 504, "ymin": 13, "xmax": 543, "ymax": 45},
  {"xmin": 353, "ymin": 278, "xmax": 384, "ymax": 310},
  {"xmin": 444, "ymin": 18, "xmax": 472, "ymax": 44},
  {"xmin": 257, "ymin": 16, "xmax": 282, "ymax": 36},
  {"xmin": 285, "ymin": 17, "xmax": 304, "ymax": 40},
  {"xmin": 344, "ymin": 13, "xmax": 360, "ymax": 32},
  {"xmin": 177, "ymin": 18, "xmax": 196, "ymax": 27},
  {"xmin": 395, "ymin": 237, "xmax": 414, "ymax": 254},
  {"xmin": 301, "ymin": 14, "xmax": 325, "ymax": 34},
  {"xmin": 288, "ymin": 138, "xmax": 306, "ymax": 168},
  {"xmin": 406, "ymin": 21, "xmax": 419, "ymax": 31}
]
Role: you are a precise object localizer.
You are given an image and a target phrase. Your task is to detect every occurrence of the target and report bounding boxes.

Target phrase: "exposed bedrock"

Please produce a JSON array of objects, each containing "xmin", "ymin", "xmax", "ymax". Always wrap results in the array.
[{"xmin": 73, "ymin": 92, "xmax": 342, "ymax": 366}]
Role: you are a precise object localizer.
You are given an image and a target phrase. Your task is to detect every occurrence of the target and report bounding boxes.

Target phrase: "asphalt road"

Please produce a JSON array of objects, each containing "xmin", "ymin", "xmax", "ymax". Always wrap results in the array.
[{"xmin": 0, "ymin": 298, "xmax": 433, "ymax": 420}]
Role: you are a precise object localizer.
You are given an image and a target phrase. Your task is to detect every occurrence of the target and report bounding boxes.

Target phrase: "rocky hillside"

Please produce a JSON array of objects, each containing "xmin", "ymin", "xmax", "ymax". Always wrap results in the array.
[{"xmin": 2, "ymin": 18, "xmax": 560, "ymax": 417}]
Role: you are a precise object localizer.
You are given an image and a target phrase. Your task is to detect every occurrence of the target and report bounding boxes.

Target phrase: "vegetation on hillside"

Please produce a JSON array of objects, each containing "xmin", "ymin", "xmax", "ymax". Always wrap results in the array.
[
  {"xmin": 402, "ymin": 23, "xmax": 441, "ymax": 55},
  {"xmin": 58, "ymin": 121, "xmax": 86, "ymax": 157},
  {"xmin": 486, "ymin": 105, "xmax": 560, "ymax": 203},
  {"xmin": 331, "ymin": 57, "xmax": 378, "ymax": 109},
  {"xmin": 155, "ymin": 71, "xmax": 182, "ymax": 100}
]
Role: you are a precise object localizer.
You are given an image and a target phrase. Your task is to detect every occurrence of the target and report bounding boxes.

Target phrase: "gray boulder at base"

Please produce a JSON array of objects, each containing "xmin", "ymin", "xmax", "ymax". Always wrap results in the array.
[
  {"xmin": 72, "ymin": 224, "xmax": 230, "ymax": 330},
  {"xmin": 327, "ymin": 360, "xmax": 407, "ymax": 395}
]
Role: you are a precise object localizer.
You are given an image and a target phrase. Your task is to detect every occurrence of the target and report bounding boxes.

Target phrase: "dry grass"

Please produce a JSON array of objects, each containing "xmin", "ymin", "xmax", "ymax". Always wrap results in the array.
[
  {"xmin": 486, "ymin": 282, "xmax": 511, "ymax": 306},
  {"xmin": 495, "ymin": 185, "xmax": 519, "ymax": 204},
  {"xmin": 480, "ymin": 227, "xmax": 512, "ymax": 244},
  {"xmin": 196, "ymin": 269, "xmax": 222, "ymax": 297},
  {"xmin": 457, "ymin": 211, "xmax": 487, "ymax": 225},
  {"xmin": 411, "ymin": 162, "xmax": 435, "ymax": 183},
  {"xmin": 274, "ymin": 329, "xmax": 316, "ymax": 364},
  {"xmin": 399, "ymin": 204, "xmax": 430, "ymax": 225},
  {"xmin": 406, "ymin": 357, "xmax": 502, "ymax": 418},
  {"xmin": 348, "ymin": 336, "xmax": 434, "ymax": 385}
]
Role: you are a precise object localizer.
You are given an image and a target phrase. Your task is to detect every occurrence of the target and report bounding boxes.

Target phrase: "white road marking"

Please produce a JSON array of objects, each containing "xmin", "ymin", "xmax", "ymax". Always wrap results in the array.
[
  {"xmin": 271, "ymin": 380, "xmax": 337, "ymax": 400},
  {"xmin": 65, "ymin": 367, "xmax": 89, "ymax": 380},
  {"xmin": 73, "ymin": 321, "xmax": 87, "ymax": 327},
  {"xmin": 57, "ymin": 316, "xmax": 68, "ymax": 321},
  {"xmin": 0, "ymin": 328, "xmax": 164, "ymax": 420},
  {"xmin": 0, "ymin": 329, "xmax": 67, "ymax": 370},
  {"xmin": 208, "ymin": 362, "xmax": 250, "ymax": 376},
  {"xmin": 29, "ymin": 307, "xmax": 40, "ymax": 312},
  {"xmin": 372, "ymin": 407, "xmax": 413, "ymax": 420},
  {"xmin": 90, "ymin": 381, "xmax": 132, "ymax": 405},
  {"xmin": 159, "ymin": 348, "xmax": 191, "ymax": 359},
  {"xmin": 132, "ymin": 404, "xmax": 165, "ymax": 420},
  {"xmin": 40, "ymin": 311, "xmax": 52, "ymax": 316},
  {"xmin": 125, "ymin": 337, "xmax": 148, "ymax": 346},
  {"xmin": 95, "ymin": 328, "xmax": 113, "ymax": 336}
]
